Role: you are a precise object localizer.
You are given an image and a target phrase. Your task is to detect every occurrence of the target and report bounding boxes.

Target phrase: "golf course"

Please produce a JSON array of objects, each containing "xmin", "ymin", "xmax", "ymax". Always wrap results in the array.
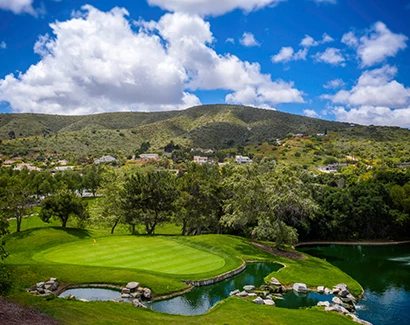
[{"xmin": 0, "ymin": 220, "xmax": 364, "ymax": 324}]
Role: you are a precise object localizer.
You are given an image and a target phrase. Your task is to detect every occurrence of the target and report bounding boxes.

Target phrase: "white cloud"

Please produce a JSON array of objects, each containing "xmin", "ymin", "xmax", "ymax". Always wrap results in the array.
[
  {"xmin": 225, "ymin": 37, "xmax": 235, "ymax": 44},
  {"xmin": 303, "ymin": 109, "xmax": 319, "ymax": 118},
  {"xmin": 0, "ymin": 0, "xmax": 36, "ymax": 15},
  {"xmin": 300, "ymin": 33, "xmax": 334, "ymax": 48},
  {"xmin": 342, "ymin": 22, "xmax": 408, "ymax": 67},
  {"xmin": 323, "ymin": 65, "xmax": 410, "ymax": 108},
  {"xmin": 147, "ymin": 0, "xmax": 286, "ymax": 17},
  {"xmin": 0, "ymin": 41, "xmax": 6, "ymax": 49},
  {"xmin": 271, "ymin": 46, "xmax": 307, "ymax": 63},
  {"xmin": 0, "ymin": 6, "xmax": 304, "ymax": 114},
  {"xmin": 323, "ymin": 79, "xmax": 345, "ymax": 89},
  {"xmin": 341, "ymin": 31, "xmax": 358, "ymax": 47},
  {"xmin": 313, "ymin": 48, "xmax": 345, "ymax": 66},
  {"xmin": 240, "ymin": 32, "xmax": 260, "ymax": 47},
  {"xmin": 333, "ymin": 105, "xmax": 410, "ymax": 127}
]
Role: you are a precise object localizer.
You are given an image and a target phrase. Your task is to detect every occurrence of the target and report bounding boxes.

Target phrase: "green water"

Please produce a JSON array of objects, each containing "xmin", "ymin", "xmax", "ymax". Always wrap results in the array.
[
  {"xmin": 149, "ymin": 262, "xmax": 282, "ymax": 315},
  {"xmin": 298, "ymin": 244, "xmax": 410, "ymax": 325}
]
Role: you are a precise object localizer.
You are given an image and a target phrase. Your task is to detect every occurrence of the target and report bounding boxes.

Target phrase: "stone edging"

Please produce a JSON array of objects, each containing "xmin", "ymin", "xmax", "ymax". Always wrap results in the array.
[{"xmin": 184, "ymin": 261, "xmax": 247, "ymax": 287}]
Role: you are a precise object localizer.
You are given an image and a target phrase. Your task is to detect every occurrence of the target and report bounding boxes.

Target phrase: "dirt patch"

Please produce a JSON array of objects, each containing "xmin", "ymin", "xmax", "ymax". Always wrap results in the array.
[
  {"xmin": 0, "ymin": 297, "xmax": 59, "ymax": 325},
  {"xmin": 251, "ymin": 242, "xmax": 305, "ymax": 260}
]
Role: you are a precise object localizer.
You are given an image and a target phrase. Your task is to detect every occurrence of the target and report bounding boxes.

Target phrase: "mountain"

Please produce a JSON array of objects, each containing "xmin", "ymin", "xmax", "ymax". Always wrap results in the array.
[{"xmin": 0, "ymin": 105, "xmax": 408, "ymax": 161}]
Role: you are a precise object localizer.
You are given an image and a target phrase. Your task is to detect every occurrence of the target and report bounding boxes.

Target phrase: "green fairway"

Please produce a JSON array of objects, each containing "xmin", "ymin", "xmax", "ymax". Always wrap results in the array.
[{"xmin": 34, "ymin": 236, "xmax": 226, "ymax": 275}]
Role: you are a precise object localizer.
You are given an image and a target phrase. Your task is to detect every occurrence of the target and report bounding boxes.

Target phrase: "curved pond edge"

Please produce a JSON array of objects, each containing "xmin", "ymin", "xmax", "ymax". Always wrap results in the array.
[{"xmin": 55, "ymin": 283, "xmax": 122, "ymax": 296}]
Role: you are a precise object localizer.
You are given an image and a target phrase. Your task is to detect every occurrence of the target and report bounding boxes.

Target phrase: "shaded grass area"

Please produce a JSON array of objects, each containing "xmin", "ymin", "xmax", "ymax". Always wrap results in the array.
[{"xmin": 8, "ymin": 295, "xmax": 356, "ymax": 325}]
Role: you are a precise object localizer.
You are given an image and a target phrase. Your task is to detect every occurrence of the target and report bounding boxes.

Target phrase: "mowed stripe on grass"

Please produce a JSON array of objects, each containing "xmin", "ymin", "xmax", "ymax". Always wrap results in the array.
[{"xmin": 35, "ymin": 236, "xmax": 226, "ymax": 275}]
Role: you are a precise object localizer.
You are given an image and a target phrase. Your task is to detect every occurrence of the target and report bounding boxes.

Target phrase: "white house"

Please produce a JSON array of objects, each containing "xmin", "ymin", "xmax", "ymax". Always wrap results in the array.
[
  {"xmin": 94, "ymin": 155, "xmax": 116, "ymax": 164},
  {"xmin": 235, "ymin": 155, "xmax": 253, "ymax": 164},
  {"xmin": 193, "ymin": 156, "xmax": 210, "ymax": 164},
  {"xmin": 139, "ymin": 154, "xmax": 160, "ymax": 161}
]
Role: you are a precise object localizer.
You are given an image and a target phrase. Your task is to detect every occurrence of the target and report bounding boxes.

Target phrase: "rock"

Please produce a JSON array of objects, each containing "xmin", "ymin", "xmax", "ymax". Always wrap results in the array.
[
  {"xmin": 253, "ymin": 297, "xmax": 264, "ymax": 304},
  {"xmin": 345, "ymin": 294, "xmax": 357, "ymax": 303},
  {"xmin": 44, "ymin": 284, "xmax": 52, "ymax": 290},
  {"xmin": 293, "ymin": 283, "xmax": 307, "ymax": 293},
  {"xmin": 335, "ymin": 283, "xmax": 349, "ymax": 291},
  {"xmin": 36, "ymin": 282, "xmax": 45, "ymax": 289},
  {"xmin": 132, "ymin": 299, "xmax": 147, "ymax": 308},
  {"xmin": 50, "ymin": 278, "xmax": 57, "ymax": 282},
  {"xmin": 78, "ymin": 299, "xmax": 88, "ymax": 302},
  {"xmin": 121, "ymin": 294, "xmax": 132, "ymax": 299},
  {"xmin": 247, "ymin": 293, "xmax": 257, "ymax": 297},
  {"xmin": 126, "ymin": 282, "xmax": 140, "ymax": 291},
  {"xmin": 332, "ymin": 288, "xmax": 340, "ymax": 294},
  {"xmin": 113, "ymin": 297, "xmax": 124, "ymax": 303},
  {"xmin": 236, "ymin": 291, "xmax": 248, "ymax": 297},
  {"xmin": 265, "ymin": 295, "xmax": 273, "ymax": 300},
  {"xmin": 324, "ymin": 287, "xmax": 331, "ymax": 294},
  {"xmin": 143, "ymin": 288, "xmax": 151, "ymax": 300},
  {"xmin": 332, "ymin": 297, "xmax": 343, "ymax": 305},
  {"xmin": 122, "ymin": 288, "xmax": 131, "ymax": 294},
  {"xmin": 328, "ymin": 304, "xmax": 350, "ymax": 315},
  {"xmin": 263, "ymin": 299, "xmax": 275, "ymax": 306},
  {"xmin": 230, "ymin": 289, "xmax": 240, "ymax": 296},
  {"xmin": 317, "ymin": 301, "xmax": 330, "ymax": 307},
  {"xmin": 243, "ymin": 285, "xmax": 255, "ymax": 292},
  {"xmin": 339, "ymin": 288, "xmax": 350, "ymax": 297},
  {"xmin": 66, "ymin": 295, "xmax": 75, "ymax": 300},
  {"xmin": 131, "ymin": 292, "xmax": 141, "ymax": 298},
  {"xmin": 317, "ymin": 286, "xmax": 325, "ymax": 293},
  {"xmin": 351, "ymin": 316, "xmax": 373, "ymax": 325},
  {"xmin": 270, "ymin": 277, "xmax": 281, "ymax": 286}
]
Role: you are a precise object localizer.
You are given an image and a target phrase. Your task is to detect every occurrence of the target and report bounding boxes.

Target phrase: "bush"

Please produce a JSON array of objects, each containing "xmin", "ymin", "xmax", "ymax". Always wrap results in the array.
[{"xmin": 0, "ymin": 264, "xmax": 12, "ymax": 295}]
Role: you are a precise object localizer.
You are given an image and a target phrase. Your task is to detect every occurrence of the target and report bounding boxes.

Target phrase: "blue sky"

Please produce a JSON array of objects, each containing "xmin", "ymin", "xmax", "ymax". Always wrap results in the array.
[{"xmin": 0, "ymin": 0, "xmax": 410, "ymax": 127}]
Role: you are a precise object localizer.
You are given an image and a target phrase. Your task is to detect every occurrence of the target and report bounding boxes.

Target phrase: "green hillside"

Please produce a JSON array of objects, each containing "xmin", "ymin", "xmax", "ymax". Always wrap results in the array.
[{"xmin": 0, "ymin": 105, "xmax": 409, "ymax": 162}]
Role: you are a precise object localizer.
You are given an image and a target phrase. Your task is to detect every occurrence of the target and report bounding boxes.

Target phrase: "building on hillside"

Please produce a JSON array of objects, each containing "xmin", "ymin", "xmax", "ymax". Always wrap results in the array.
[
  {"xmin": 191, "ymin": 148, "xmax": 214, "ymax": 154},
  {"xmin": 318, "ymin": 163, "xmax": 348, "ymax": 173},
  {"xmin": 235, "ymin": 155, "xmax": 253, "ymax": 164},
  {"xmin": 397, "ymin": 162, "xmax": 410, "ymax": 169},
  {"xmin": 14, "ymin": 163, "xmax": 41, "ymax": 171},
  {"xmin": 139, "ymin": 154, "xmax": 160, "ymax": 161},
  {"xmin": 58, "ymin": 159, "xmax": 69, "ymax": 166},
  {"xmin": 2, "ymin": 160, "xmax": 16, "ymax": 166},
  {"xmin": 193, "ymin": 156, "xmax": 211, "ymax": 164},
  {"xmin": 54, "ymin": 166, "xmax": 75, "ymax": 171},
  {"xmin": 94, "ymin": 155, "xmax": 116, "ymax": 164}
]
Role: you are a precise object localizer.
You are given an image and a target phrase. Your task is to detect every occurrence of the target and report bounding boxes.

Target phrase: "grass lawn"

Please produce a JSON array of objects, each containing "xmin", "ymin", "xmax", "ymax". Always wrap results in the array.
[
  {"xmin": 2, "ymin": 227, "xmax": 360, "ymax": 324},
  {"xmin": 34, "ymin": 236, "xmax": 226, "ymax": 275}
]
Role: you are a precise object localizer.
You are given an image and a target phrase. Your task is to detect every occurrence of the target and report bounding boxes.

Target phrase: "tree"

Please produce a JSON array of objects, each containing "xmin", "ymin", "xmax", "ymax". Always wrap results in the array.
[
  {"xmin": 135, "ymin": 141, "xmax": 151, "ymax": 157},
  {"xmin": 0, "ymin": 212, "xmax": 9, "ymax": 260},
  {"xmin": 121, "ymin": 171, "xmax": 177, "ymax": 235},
  {"xmin": 222, "ymin": 163, "xmax": 317, "ymax": 247},
  {"xmin": 96, "ymin": 169, "xmax": 125, "ymax": 234},
  {"xmin": 39, "ymin": 189, "xmax": 89, "ymax": 227},
  {"xmin": 176, "ymin": 163, "xmax": 223, "ymax": 235},
  {"xmin": 1, "ymin": 177, "xmax": 33, "ymax": 232},
  {"xmin": 83, "ymin": 166, "xmax": 102, "ymax": 196}
]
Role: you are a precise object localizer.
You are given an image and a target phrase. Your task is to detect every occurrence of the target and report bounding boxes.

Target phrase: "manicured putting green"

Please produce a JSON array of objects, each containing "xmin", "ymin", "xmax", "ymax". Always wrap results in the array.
[{"xmin": 34, "ymin": 236, "xmax": 226, "ymax": 275}]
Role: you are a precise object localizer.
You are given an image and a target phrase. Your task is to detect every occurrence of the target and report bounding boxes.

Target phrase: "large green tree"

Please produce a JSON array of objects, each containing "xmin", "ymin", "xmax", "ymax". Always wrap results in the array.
[
  {"xmin": 121, "ymin": 171, "xmax": 177, "ymax": 235},
  {"xmin": 39, "ymin": 189, "xmax": 89, "ymax": 227},
  {"xmin": 222, "ymin": 163, "xmax": 317, "ymax": 247}
]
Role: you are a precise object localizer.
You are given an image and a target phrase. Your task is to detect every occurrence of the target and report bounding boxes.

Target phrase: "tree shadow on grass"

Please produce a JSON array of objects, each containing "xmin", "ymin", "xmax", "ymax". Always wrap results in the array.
[{"xmin": 6, "ymin": 227, "xmax": 92, "ymax": 241}]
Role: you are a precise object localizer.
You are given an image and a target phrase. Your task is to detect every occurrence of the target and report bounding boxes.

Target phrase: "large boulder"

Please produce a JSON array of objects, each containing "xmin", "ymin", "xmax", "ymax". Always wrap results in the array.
[
  {"xmin": 263, "ymin": 299, "xmax": 275, "ymax": 306},
  {"xmin": 270, "ymin": 277, "xmax": 282, "ymax": 286},
  {"xmin": 317, "ymin": 301, "xmax": 330, "ymax": 307},
  {"xmin": 143, "ymin": 288, "xmax": 151, "ymax": 300},
  {"xmin": 132, "ymin": 299, "xmax": 147, "ymax": 308},
  {"xmin": 317, "ymin": 286, "xmax": 325, "ymax": 293},
  {"xmin": 243, "ymin": 285, "xmax": 255, "ymax": 292},
  {"xmin": 332, "ymin": 296, "xmax": 343, "ymax": 305},
  {"xmin": 338, "ymin": 288, "xmax": 350, "ymax": 298},
  {"xmin": 230, "ymin": 289, "xmax": 240, "ymax": 296},
  {"xmin": 293, "ymin": 283, "xmax": 307, "ymax": 293},
  {"xmin": 236, "ymin": 291, "xmax": 248, "ymax": 297},
  {"xmin": 126, "ymin": 282, "xmax": 140, "ymax": 291},
  {"xmin": 253, "ymin": 297, "xmax": 264, "ymax": 304}
]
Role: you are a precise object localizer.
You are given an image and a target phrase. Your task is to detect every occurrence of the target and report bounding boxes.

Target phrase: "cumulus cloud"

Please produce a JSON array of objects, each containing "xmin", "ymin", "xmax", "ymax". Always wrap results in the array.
[
  {"xmin": 147, "ymin": 0, "xmax": 286, "ymax": 17},
  {"xmin": 0, "ymin": 0, "xmax": 36, "ymax": 15},
  {"xmin": 0, "ymin": 41, "xmax": 6, "ymax": 49},
  {"xmin": 342, "ymin": 22, "xmax": 408, "ymax": 67},
  {"xmin": 333, "ymin": 105, "xmax": 410, "ymax": 127},
  {"xmin": 271, "ymin": 47, "xmax": 307, "ymax": 63},
  {"xmin": 303, "ymin": 109, "xmax": 319, "ymax": 118},
  {"xmin": 313, "ymin": 48, "xmax": 345, "ymax": 66},
  {"xmin": 0, "ymin": 6, "xmax": 304, "ymax": 114},
  {"xmin": 323, "ymin": 65, "xmax": 410, "ymax": 107},
  {"xmin": 323, "ymin": 79, "xmax": 345, "ymax": 89},
  {"xmin": 300, "ymin": 33, "xmax": 333, "ymax": 48},
  {"xmin": 240, "ymin": 32, "xmax": 260, "ymax": 47},
  {"xmin": 225, "ymin": 37, "xmax": 235, "ymax": 44}
]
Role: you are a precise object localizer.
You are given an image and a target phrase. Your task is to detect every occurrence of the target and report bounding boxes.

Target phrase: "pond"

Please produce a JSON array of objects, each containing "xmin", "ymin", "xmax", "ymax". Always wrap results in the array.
[
  {"xmin": 298, "ymin": 244, "xmax": 410, "ymax": 325},
  {"xmin": 59, "ymin": 287, "xmax": 121, "ymax": 301}
]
